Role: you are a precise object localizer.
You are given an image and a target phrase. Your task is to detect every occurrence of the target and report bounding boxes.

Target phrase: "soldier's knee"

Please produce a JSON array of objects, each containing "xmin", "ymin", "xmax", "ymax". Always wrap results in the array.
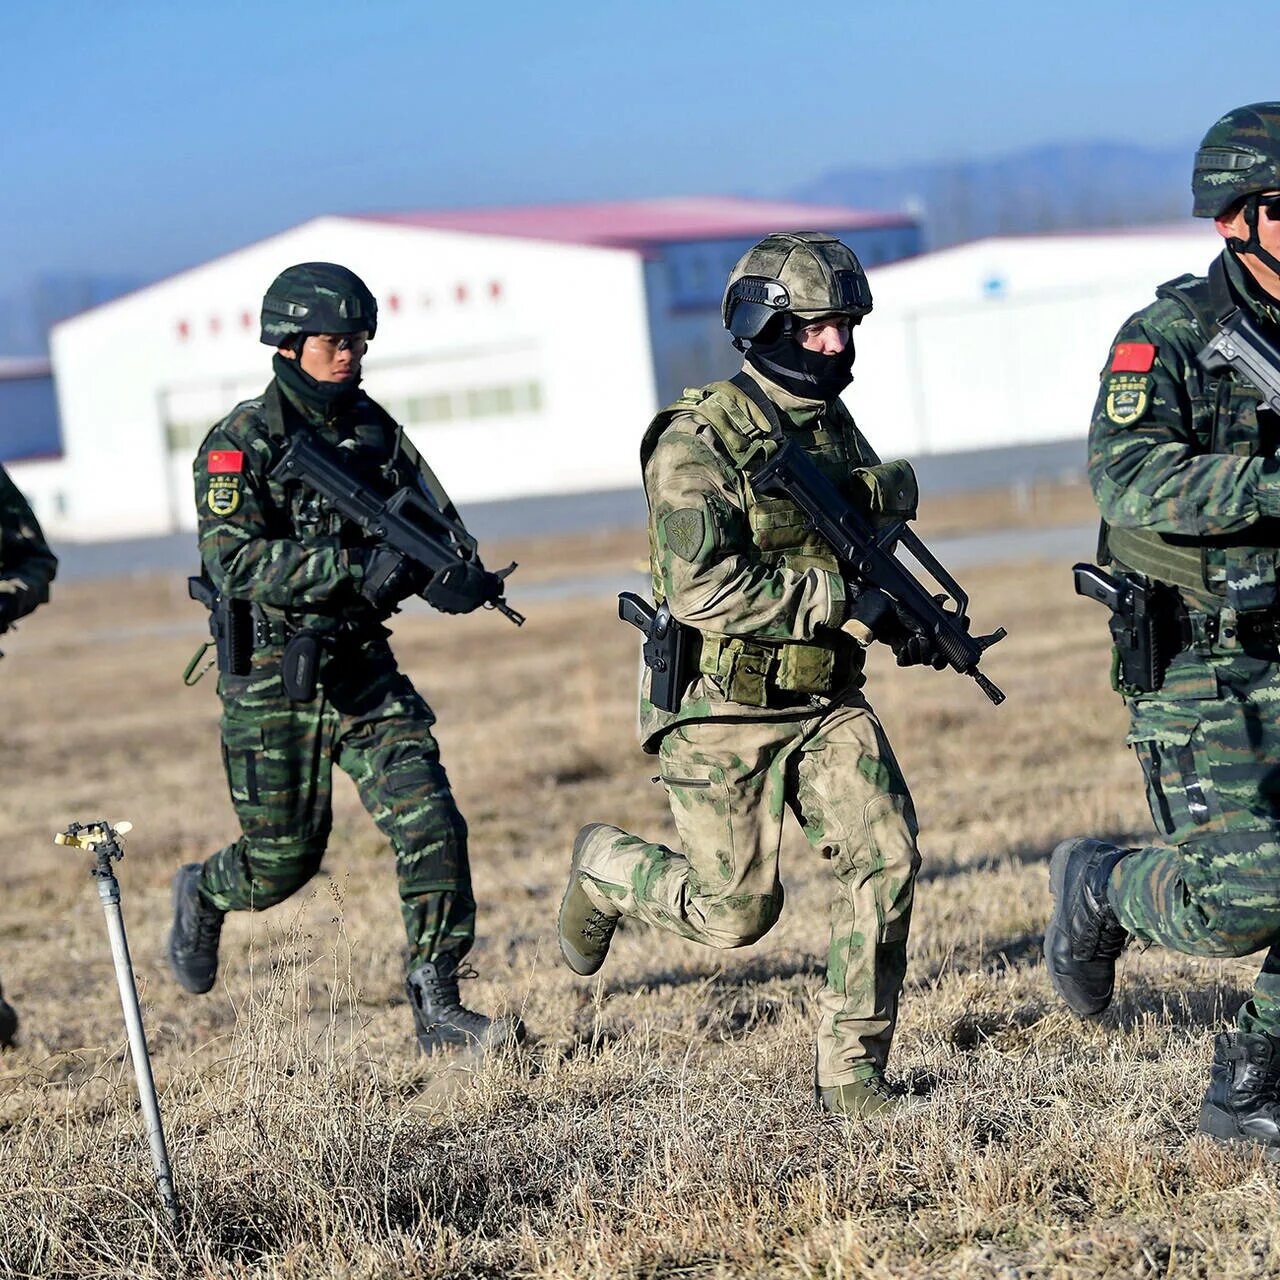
[
  {"xmin": 701, "ymin": 890, "xmax": 784, "ymax": 949},
  {"xmin": 243, "ymin": 838, "xmax": 326, "ymax": 909}
]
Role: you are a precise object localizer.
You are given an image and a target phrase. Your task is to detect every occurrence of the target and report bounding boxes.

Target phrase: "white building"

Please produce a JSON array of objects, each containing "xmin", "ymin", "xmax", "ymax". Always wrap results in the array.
[
  {"xmin": 41, "ymin": 198, "xmax": 919, "ymax": 540},
  {"xmin": 851, "ymin": 223, "xmax": 1223, "ymax": 458}
]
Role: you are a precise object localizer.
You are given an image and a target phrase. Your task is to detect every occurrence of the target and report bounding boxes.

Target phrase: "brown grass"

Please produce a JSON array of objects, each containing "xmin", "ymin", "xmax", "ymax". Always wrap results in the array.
[{"xmin": 1, "ymin": 510, "xmax": 1277, "ymax": 1279}]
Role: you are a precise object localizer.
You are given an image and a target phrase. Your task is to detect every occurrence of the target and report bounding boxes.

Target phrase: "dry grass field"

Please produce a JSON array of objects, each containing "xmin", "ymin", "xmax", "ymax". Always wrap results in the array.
[{"xmin": 2, "ymin": 484, "xmax": 1278, "ymax": 1279}]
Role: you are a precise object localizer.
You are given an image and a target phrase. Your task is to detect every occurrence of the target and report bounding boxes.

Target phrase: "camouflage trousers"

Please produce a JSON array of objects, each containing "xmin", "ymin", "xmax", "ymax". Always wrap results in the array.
[
  {"xmin": 1108, "ymin": 646, "xmax": 1280, "ymax": 1035},
  {"xmin": 199, "ymin": 637, "xmax": 475, "ymax": 967},
  {"xmin": 579, "ymin": 692, "xmax": 920, "ymax": 1087}
]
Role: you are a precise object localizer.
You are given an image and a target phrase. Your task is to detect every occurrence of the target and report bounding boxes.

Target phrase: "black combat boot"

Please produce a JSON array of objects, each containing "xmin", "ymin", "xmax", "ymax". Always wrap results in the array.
[
  {"xmin": 1044, "ymin": 836, "xmax": 1130, "ymax": 1017},
  {"xmin": 1199, "ymin": 1032, "xmax": 1280, "ymax": 1157},
  {"xmin": 166, "ymin": 862, "xmax": 225, "ymax": 995},
  {"xmin": 405, "ymin": 955, "xmax": 524, "ymax": 1056},
  {"xmin": 0, "ymin": 979, "xmax": 17, "ymax": 1049}
]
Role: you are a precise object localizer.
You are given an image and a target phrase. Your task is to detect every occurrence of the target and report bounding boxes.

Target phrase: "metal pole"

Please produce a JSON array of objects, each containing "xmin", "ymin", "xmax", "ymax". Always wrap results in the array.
[
  {"xmin": 54, "ymin": 821, "xmax": 183, "ymax": 1235},
  {"xmin": 96, "ymin": 868, "xmax": 183, "ymax": 1233}
]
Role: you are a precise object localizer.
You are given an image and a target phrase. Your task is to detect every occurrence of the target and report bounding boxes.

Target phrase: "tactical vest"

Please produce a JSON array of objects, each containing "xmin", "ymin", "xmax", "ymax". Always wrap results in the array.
[
  {"xmin": 1102, "ymin": 259, "xmax": 1280, "ymax": 613},
  {"xmin": 640, "ymin": 378, "xmax": 870, "ymax": 706}
]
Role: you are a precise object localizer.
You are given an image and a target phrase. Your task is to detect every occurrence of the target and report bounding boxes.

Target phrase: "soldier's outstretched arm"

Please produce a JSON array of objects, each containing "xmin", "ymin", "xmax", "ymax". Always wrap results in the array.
[
  {"xmin": 1089, "ymin": 319, "xmax": 1280, "ymax": 538},
  {"xmin": 645, "ymin": 421, "xmax": 845, "ymax": 641},
  {"xmin": 195, "ymin": 421, "xmax": 363, "ymax": 608}
]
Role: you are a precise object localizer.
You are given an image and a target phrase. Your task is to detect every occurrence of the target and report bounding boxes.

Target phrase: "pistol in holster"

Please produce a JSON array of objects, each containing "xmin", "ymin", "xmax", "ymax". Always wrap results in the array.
[
  {"xmin": 185, "ymin": 573, "xmax": 254, "ymax": 682},
  {"xmin": 618, "ymin": 592, "xmax": 694, "ymax": 713},
  {"xmin": 1073, "ymin": 562, "xmax": 1177, "ymax": 694}
]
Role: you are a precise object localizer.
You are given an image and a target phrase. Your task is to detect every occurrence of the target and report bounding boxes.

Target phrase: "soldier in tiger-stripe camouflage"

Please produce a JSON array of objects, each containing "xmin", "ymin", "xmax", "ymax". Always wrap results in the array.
[
  {"xmin": 0, "ymin": 461, "xmax": 57, "ymax": 1048},
  {"xmin": 166, "ymin": 262, "xmax": 521, "ymax": 1056},
  {"xmin": 1045, "ymin": 103, "xmax": 1280, "ymax": 1155}
]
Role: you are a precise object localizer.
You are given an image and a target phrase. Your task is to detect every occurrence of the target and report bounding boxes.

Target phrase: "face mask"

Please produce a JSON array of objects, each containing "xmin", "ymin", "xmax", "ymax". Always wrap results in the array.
[
  {"xmin": 745, "ymin": 327, "xmax": 855, "ymax": 401},
  {"xmin": 272, "ymin": 350, "xmax": 362, "ymax": 413}
]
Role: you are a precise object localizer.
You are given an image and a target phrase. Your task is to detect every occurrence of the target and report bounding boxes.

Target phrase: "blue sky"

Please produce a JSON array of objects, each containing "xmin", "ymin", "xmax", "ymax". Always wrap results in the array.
[{"xmin": 5, "ymin": 0, "xmax": 1277, "ymax": 300}]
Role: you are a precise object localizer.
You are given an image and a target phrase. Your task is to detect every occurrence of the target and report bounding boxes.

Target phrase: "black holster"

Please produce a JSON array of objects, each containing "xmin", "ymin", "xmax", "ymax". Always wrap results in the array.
[{"xmin": 188, "ymin": 574, "xmax": 253, "ymax": 676}]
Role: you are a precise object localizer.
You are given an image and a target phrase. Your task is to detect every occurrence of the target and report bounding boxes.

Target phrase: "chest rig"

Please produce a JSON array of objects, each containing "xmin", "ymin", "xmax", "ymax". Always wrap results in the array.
[
  {"xmin": 1104, "ymin": 258, "xmax": 1280, "ymax": 614},
  {"xmin": 640, "ymin": 377, "xmax": 871, "ymax": 706}
]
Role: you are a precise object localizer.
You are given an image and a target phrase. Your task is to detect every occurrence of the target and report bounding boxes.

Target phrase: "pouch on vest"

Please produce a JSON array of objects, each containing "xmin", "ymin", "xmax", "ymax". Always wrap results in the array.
[{"xmin": 850, "ymin": 459, "xmax": 918, "ymax": 522}]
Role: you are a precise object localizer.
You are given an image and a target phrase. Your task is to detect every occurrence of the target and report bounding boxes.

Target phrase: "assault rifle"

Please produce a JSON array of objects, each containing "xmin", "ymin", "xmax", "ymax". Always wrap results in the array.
[
  {"xmin": 1197, "ymin": 306, "xmax": 1280, "ymax": 412},
  {"xmin": 751, "ymin": 440, "xmax": 1007, "ymax": 705},
  {"xmin": 269, "ymin": 432, "xmax": 524, "ymax": 625}
]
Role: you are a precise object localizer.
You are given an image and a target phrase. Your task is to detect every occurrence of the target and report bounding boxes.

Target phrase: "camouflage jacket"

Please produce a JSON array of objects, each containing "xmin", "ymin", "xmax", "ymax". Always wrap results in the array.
[
  {"xmin": 0, "ymin": 463, "xmax": 56, "ymax": 627},
  {"xmin": 1089, "ymin": 249, "xmax": 1280, "ymax": 612},
  {"xmin": 637, "ymin": 363, "xmax": 887, "ymax": 750},
  {"xmin": 195, "ymin": 376, "xmax": 467, "ymax": 638}
]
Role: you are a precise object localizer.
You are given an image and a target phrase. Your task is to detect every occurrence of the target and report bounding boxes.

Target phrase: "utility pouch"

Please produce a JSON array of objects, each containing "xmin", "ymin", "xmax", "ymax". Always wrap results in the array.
[
  {"xmin": 281, "ymin": 630, "xmax": 321, "ymax": 702},
  {"xmin": 850, "ymin": 459, "xmax": 918, "ymax": 521}
]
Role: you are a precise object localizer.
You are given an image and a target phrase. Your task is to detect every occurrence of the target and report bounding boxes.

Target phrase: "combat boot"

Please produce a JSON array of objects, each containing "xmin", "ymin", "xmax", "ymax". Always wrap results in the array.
[
  {"xmin": 558, "ymin": 823, "xmax": 624, "ymax": 976},
  {"xmin": 818, "ymin": 1076, "xmax": 904, "ymax": 1117},
  {"xmin": 0, "ymin": 979, "xmax": 17, "ymax": 1049},
  {"xmin": 166, "ymin": 862, "xmax": 225, "ymax": 995},
  {"xmin": 1198, "ymin": 1032, "xmax": 1280, "ymax": 1157},
  {"xmin": 405, "ymin": 955, "xmax": 523, "ymax": 1056},
  {"xmin": 1044, "ymin": 836, "xmax": 1129, "ymax": 1018}
]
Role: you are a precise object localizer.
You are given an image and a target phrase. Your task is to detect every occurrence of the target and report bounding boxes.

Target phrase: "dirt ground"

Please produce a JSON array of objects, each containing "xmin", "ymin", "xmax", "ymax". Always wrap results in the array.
[{"xmin": 2, "ymin": 484, "xmax": 1278, "ymax": 1279}]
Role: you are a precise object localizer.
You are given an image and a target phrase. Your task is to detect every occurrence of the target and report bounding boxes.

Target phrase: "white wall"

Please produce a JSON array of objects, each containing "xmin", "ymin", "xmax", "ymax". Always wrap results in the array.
[
  {"xmin": 49, "ymin": 217, "xmax": 657, "ymax": 539},
  {"xmin": 846, "ymin": 225, "xmax": 1223, "ymax": 458}
]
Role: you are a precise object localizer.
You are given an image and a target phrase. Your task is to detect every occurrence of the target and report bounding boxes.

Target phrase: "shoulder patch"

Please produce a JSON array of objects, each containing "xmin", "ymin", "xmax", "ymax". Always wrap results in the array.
[
  {"xmin": 1104, "ymin": 373, "xmax": 1153, "ymax": 426},
  {"xmin": 207, "ymin": 476, "xmax": 242, "ymax": 517},
  {"xmin": 661, "ymin": 506, "xmax": 708, "ymax": 562},
  {"xmin": 1110, "ymin": 342, "xmax": 1156, "ymax": 373},
  {"xmin": 208, "ymin": 450, "xmax": 244, "ymax": 474}
]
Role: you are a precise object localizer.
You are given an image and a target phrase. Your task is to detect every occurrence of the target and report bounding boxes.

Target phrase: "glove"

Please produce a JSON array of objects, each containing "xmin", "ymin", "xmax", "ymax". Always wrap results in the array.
[
  {"xmin": 421, "ymin": 559, "xmax": 502, "ymax": 615},
  {"xmin": 354, "ymin": 547, "xmax": 423, "ymax": 613},
  {"xmin": 887, "ymin": 596, "xmax": 968, "ymax": 669},
  {"xmin": 842, "ymin": 585, "xmax": 895, "ymax": 647},
  {"xmin": 0, "ymin": 593, "xmax": 22, "ymax": 632}
]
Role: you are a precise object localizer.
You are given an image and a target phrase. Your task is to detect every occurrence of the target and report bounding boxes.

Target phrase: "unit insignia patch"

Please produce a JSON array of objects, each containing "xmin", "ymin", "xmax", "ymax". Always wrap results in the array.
[
  {"xmin": 1105, "ymin": 373, "xmax": 1152, "ymax": 426},
  {"xmin": 663, "ymin": 507, "xmax": 706, "ymax": 562},
  {"xmin": 208, "ymin": 476, "xmax": 242, "ymax": 516}
]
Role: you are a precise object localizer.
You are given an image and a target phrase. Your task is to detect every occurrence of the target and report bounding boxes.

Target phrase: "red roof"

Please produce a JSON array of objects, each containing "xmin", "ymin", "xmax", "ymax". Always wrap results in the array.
[{"xmin": 352, "ymin": 196, "xmax": 914, "ymax": 250}]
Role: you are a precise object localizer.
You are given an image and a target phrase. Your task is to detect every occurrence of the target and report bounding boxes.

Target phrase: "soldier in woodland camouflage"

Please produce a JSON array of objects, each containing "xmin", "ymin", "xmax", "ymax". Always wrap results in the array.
[
  {"xmin": 167, "ymin": 263, "xmax": 520, "ymax": 1055},
  {"xmin": 1045, "ymin": 104, "xmax": 1280, "ymax": 1155},
  {"xmin": 559, "ymin": 233, "xmax": 941, "ymax": 1116},
  {"xmin": 0, "ymin": 462, "xmax": 57, "ymax": 1047}
]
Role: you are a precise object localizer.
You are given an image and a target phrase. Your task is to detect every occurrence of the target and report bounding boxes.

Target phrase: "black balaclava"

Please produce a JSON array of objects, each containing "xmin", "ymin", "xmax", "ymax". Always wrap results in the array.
[
  {"xmin": 744, "ymin": 315, "xmax": 855, "ymax": 402},
  {"xmin": 272, "ymin": 339, "xmax": 362, "ymax": 415}
]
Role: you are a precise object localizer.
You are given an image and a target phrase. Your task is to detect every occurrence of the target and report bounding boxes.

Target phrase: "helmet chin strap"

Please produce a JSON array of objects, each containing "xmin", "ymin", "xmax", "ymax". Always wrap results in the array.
[{"xmin": 1226, "ymin": 195, "xmax": 1280, "ymax": 282}]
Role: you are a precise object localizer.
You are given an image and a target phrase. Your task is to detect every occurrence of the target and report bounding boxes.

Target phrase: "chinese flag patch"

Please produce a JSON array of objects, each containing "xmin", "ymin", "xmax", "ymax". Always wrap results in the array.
[
  {"xmin": 208, "ymin": 450, "xmax": 244, "ymax": 474},
  {"xmin": 1110, "ymin": 342, "xmax": 1156, "ymax": 373}
]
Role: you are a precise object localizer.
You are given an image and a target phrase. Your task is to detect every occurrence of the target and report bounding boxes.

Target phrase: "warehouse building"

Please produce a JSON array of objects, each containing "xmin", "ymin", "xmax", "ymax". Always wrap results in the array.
[
  {"xmin": 41, "ymin": 198, "xmax": 920, "ymax": 540},
  {"xmin": 850, "ymin": 223, "xmax": 1222, "ymax": 465}
]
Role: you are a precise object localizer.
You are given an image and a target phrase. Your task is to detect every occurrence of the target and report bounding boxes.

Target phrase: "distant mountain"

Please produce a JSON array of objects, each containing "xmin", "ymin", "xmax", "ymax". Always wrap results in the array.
[{"xmin": 791, "ymin": 141, "xmax": 1191, "ymax": 248}]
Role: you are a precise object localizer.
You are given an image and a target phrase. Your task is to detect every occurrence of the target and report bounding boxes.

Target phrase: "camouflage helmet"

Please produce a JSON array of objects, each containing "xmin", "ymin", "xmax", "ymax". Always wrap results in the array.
[
  {"xmin": 1192, "ymin": 102, "xmax": 1280, "ymax": 218},
  {"xmin": 260, "ymin": 262, "xmax": 378, "ymax": 347},
  {"xmin": 722, "ymin": 231, "xmax": 872, "ymax": 343}
]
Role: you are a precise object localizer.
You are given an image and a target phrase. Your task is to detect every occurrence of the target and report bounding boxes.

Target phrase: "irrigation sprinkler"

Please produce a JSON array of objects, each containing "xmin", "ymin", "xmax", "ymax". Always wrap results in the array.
[{"xmin": 54, "ymin": 820, "xmax": 182, "ymax": 1233}]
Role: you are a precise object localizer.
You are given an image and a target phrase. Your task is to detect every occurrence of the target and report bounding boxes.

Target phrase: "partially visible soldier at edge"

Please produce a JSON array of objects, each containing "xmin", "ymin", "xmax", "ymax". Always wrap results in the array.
[
  {"xmin": 167, "ymin": 262, "xmax": 521, "ymax": 1056},
  {"xmin": 0, "ymin": 462, "xmax": 58, "ymax": 1048},
  {"xmin": 1045, "ymin": 103, "xmax": 1280, "ymax": 1156},
  {"xmin": 559, "ymin": 232, "xmax": 945, "ymax": 1116}
]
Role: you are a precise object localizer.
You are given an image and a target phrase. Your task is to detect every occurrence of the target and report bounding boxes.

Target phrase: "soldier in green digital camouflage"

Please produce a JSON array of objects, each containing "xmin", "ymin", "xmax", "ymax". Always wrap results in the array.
[
  {"xmin": 1045, "ymin": 103, "xmax": 1280, "ymax": 1155},
  {"xmin": 558, "ymin": 233, "xmax": 942, "ymax": 1116},
  {"xmin": 0, "ymin": 462, "xmax": 57, "ymax": 1047},
  {"xmin": 167, "ymin": 262, "xmax": 521, "ymax": 1055}
]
